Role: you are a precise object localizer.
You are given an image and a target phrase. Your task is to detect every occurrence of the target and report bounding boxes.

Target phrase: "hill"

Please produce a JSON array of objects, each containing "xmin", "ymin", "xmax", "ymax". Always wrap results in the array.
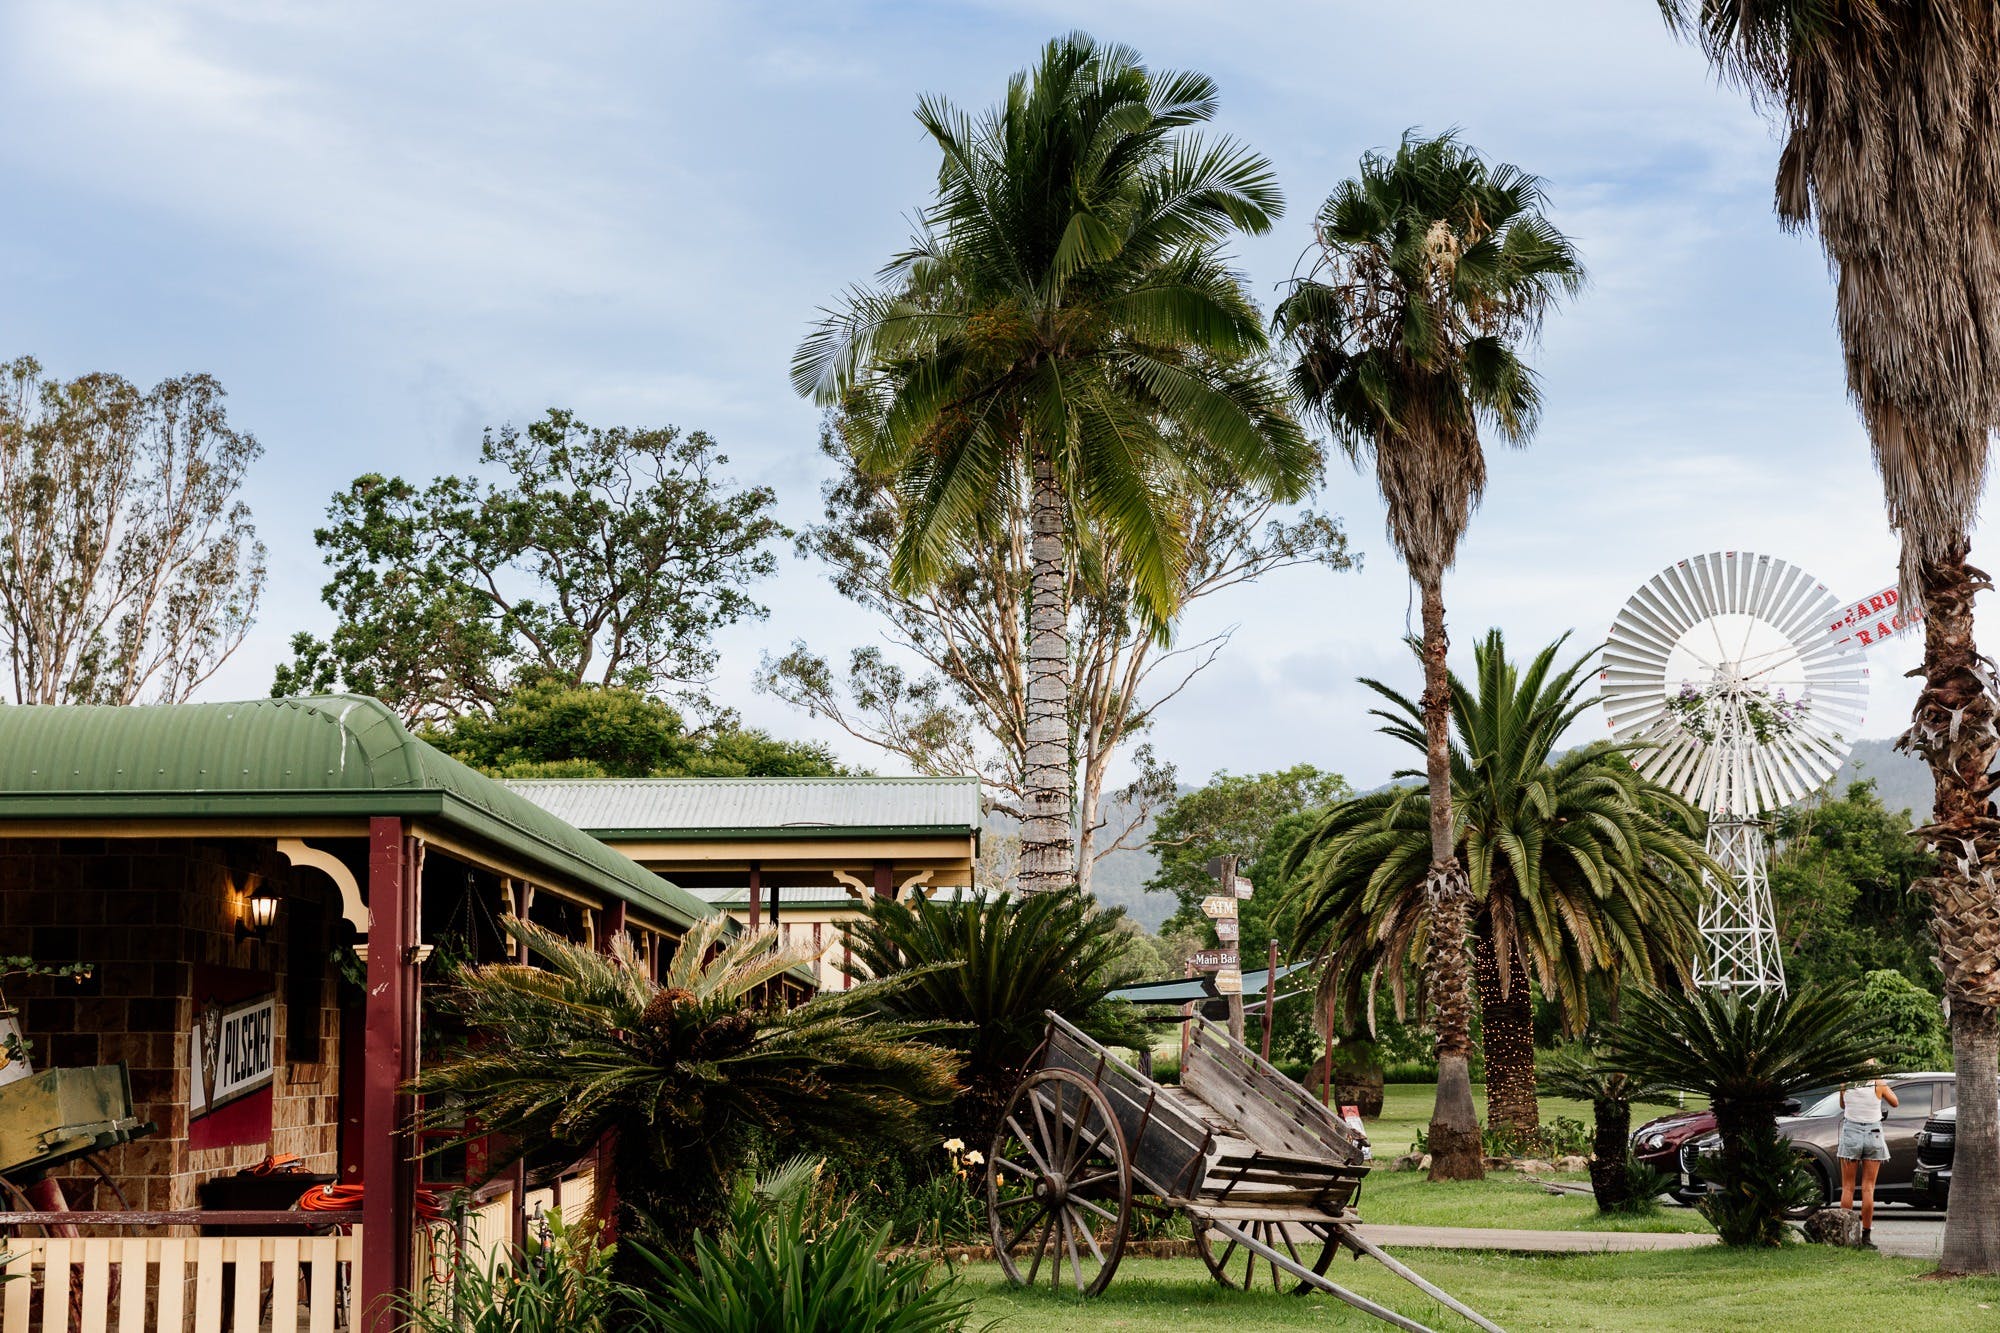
[{"xmin": 1830, "ymin": 736, "xmax": 1930, "ymax": 823}]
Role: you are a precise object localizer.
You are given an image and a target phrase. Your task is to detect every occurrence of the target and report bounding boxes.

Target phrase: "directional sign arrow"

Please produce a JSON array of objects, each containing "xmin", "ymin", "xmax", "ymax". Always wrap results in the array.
[
  {"xmin": 1191, "ymin": 949, "xmax": 1239, "ymax": 970},
  {"xmin": 1200, "ymin": 895, "xmax": 1238, "ymax": 919},
  {"xmin": 1233, "ymin": 875, "xmax": 1254, "ymax": 899},
  {"xmin": 1214, "ymin": 967, "xmax": 1243, "ymax": 995},
  {"xmin": 1214, "ymin": 919, "xmax": 1239, "ymax": 941}
]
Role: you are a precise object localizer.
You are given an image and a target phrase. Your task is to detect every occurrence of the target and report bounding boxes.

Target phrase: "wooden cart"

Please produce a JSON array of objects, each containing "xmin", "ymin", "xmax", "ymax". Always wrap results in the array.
[{"xmin": 985, "ymin": 1012, "xmax": 1502, "ymax": 1333}]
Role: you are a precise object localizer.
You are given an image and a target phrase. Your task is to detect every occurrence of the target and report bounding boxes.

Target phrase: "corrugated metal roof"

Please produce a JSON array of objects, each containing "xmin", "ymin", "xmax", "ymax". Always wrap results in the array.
[
  {"xmin": 690, "ymin": 885, "xmax": 977, "ymax": 908},
  {"xmin": 0, "ymin": 696, "xmax": 711, "ymax": 929},
  {"xmin": 504, "ymin": 776, "xmax": 982, "ymax": 837}
]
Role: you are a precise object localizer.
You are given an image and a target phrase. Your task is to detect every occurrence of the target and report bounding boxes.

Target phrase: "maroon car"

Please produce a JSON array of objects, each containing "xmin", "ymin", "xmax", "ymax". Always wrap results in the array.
[{"xmin": 1631, "ymin": 1104, "xmax": 1718, "ymax": 1203}]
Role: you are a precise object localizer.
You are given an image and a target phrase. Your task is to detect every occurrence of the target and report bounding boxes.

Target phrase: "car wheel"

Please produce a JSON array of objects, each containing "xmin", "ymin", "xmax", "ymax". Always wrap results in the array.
[{"xmin": 1784, "ymin": 1159, "xmax": 1830, "ymax": 1219}]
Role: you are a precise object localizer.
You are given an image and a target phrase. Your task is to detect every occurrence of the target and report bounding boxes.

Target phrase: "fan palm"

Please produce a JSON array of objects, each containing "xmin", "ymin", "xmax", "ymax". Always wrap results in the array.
[
  {"xmin": 1274, "ymin": 133, "xmax": 1584, "ymax": 1179},
  {"xmin": 412, "ymin": 915, "xmax": 960, "ymax": 1251},
  {"xmin": 1536, "ymin": 1044, "xmax": 1675, "ymax": 1214},
  {"xmin": 842, "ymin": 886, "xmax": 1152, "ymax": 1147},
  {"xmin": 1601, "ymin": 984, "xmax": 1888, "ymax": 1246},
  {"xmin": 1652, "ymin": 2, "xmax": 2000, "ymax": 1270},
  {"xmin": 1284, "ymin": 631, "xmax": 1707, "ymax": 1143},
  {"xmin": 794, "ymin": 32, "xmax": 1314, "ymax": 892}
]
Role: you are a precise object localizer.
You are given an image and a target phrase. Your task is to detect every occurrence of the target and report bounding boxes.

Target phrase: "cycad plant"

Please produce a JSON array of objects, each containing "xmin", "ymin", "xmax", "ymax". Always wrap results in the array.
[
  {"xmin": 1275, "ymin": 134, "xmax": 1585, "ymax": 1179},
  {"xmin": 842, "ymin": 886, "xmax": 1151, "ymax": 1147},
  {"xmin": 1536, "ymin": 1044, "xmax": 1674, "ymax": 1214},
  {"xmin": 795, "ymin": 31, "xmax": 1314, "ymax": 892},
  {"xmin": 1602, "ymin": 984, "xmax": 1887, "ymax": 1246},
  {"xmin": 413, "ymin": 916, "xmax": 960, "ymax": 1250},
  {"xmin": 1285, "ymin": 631, "xmax": 1707, "ymax": 1137}
]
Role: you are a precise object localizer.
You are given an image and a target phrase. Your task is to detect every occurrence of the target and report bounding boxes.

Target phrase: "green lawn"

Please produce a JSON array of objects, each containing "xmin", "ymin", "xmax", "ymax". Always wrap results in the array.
[
  {"xmin": 1353, "ymin": 1170, "xmax": 1711, "ymax": 1234},
  {"xmin": 961, "ymin": 1251, "xmax": 2000, "ymax": 1331},
  {"xmin": 1363, "ymin": 1083, "xmax": 1704, "ymax": 1159}
]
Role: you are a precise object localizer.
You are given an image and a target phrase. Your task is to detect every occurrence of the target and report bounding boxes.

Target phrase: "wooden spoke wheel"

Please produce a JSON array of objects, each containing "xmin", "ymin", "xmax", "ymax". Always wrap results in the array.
[
  {"xmin": 987, "ymin": 1067, "xmax": 1132, "ymax": 1297},
  {"xmin": 1195, "ymin": 1219, "xmax": 1338, "ymax": 1295}
]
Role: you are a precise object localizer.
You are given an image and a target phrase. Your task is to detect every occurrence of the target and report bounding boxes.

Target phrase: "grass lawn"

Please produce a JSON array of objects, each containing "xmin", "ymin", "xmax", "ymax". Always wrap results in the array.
[
  {"xmin": 1363, "ymin": 1083, "xmax": 1704, "ymax": 1159},
  {"xmin": 1353, "ymin": 1170, "xmax": 1711, "ymax": 1234},
  {"xmin": 961, "ymin": 1251, "xmax": 2000, "ymax": 1331}
]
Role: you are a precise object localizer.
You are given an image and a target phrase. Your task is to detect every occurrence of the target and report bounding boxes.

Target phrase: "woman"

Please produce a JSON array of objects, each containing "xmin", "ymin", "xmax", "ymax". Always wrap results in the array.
[{"xmin": 1839, "ymin": 1072, "xmax": 1899, "ymax": 1248}]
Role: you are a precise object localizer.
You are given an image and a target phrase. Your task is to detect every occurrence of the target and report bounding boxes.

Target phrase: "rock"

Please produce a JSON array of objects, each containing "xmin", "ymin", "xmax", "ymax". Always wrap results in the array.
[
  {"xmin": 1802, "ymin": 1208, "xmax": 1864, "ymax": 1247},
  {"xmin": 1515, "ymin": 1158, "xmax": 1557, "ymax": 1175},
  {"xmin": 1482, "ymin": 1155, "xmax": 1515, "ymax": 1171},
  {"xmin": 1418, "ymin": 1153, "xmax": 1432, "ymax": 1172},
  {"xmin": 1386, "ymin": 1152, "xmax": 1424, "ymax": 1172},
  {"xmin": 1555, "ymin": 1155, "xmax": 1590, "ymax": 1173}
]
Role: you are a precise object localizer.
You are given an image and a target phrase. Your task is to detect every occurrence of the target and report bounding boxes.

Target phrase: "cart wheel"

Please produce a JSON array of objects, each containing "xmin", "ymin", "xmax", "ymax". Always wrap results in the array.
[
  {"xmin": 987, "ymin": 1068, "xmax": 1131, "ymax": 1297},
  {"xmin": 1195, "ymin": 1219, "xmax": 1338, "ymax": 1295}
]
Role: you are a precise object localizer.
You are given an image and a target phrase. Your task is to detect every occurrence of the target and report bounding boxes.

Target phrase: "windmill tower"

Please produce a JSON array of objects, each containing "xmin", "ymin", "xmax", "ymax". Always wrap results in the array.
[{"xmin": 1600, "ymin": 552, "xmax": 1869, "ymax": 993}]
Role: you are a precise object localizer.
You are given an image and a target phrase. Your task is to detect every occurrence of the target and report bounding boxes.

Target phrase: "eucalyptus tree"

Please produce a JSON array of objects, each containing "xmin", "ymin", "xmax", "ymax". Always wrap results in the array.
[
  {"xmin": 1284, "ymin": 632, "xmax": 1703, "ymax": 1144},
  {"xmin": 794, "ymin": 31, "xmax": 1315, "ymax": 892},
  {"xmin": 1651, "ymin": 1, "xmax": 2000, "ymax": 1271},
  {"xmin": 1274, "ymin": 135, "xmax": 1584, "ymax": 1177}
]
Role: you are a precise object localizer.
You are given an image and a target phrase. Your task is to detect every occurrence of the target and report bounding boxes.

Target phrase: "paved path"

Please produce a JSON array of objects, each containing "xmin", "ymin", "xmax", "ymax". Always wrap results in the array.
[{"xmin": 1353, "ymin": 1224, "xmax": 1717, "ymax": 1254}]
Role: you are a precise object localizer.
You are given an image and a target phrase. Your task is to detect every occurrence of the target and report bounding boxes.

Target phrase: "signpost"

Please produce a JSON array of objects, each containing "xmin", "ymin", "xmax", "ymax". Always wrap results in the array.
[
  {"xmin": 1214, "ymin": 919, "xmax": 1239, "ymax": 941},
  {"xmin": 1214, "ymin": 967, "xmax": 1243, "ymax": 995},
  {"xmin": 1191, "ymin": 949, "xmax": 1239, "ymax": 970},
  {"xmin": 1201, "ymin": 855, "xmax": 1248, "ymax": 1039}
]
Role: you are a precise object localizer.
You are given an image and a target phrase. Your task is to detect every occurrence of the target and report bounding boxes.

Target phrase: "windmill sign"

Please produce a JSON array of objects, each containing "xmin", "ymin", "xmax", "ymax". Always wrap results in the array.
[{"xmin": 1827, "ymin": 583, "xmax": 1923, "ymax": 650}]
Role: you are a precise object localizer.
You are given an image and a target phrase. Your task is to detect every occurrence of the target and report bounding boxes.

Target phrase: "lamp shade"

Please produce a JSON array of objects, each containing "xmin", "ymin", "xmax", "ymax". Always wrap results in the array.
[{"xmin": 245, "ymin": 882, "xmax": 281, "ymax": 934}]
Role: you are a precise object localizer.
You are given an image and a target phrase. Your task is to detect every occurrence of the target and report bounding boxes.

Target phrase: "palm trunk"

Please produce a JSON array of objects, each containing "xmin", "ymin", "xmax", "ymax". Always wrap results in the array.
[
  {"xmin": 1907, "ymin": 541, "xmax": 2000, "ymax": 1274},
  {"xmin": 1418, "ymin": 573, "xmax": 1482, "ymax": 1181},
  {"xmin": 1589, "ymin": 1099, "xmax": 1633, "ymax": 1213},
  {"xmin": 1474, "ymin": 918, "xmax": 1539, "ymax": 1138},
  {"xmin": 1019, "ymin": 456, "xmax": 1075, "ymax": 893}
]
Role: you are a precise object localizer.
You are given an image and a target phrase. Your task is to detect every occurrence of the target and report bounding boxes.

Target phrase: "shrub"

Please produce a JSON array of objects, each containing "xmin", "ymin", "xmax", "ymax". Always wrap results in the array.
[
  {"xmin": 1617, "ymin": 1161, "xmax": 1673, "ymax": 1217},
  {"xmin": 1858, "ymin": 969, "xmax": 1949, "ymax": 1070},
  {"xmin": 1535, "ymin": 1043, "xmax": 1674, "ymax": 1213},
  {"xmin": 626, "ymin": 1159, "xmax": 981, "ymax": 1333},
  {"xmin": 395, "ymin": 1216, "xmax": 619, "ymax": 1333},
  {"xmin": 842, "ymin": 887, "xmax": 1152, "ymax": 1148}
]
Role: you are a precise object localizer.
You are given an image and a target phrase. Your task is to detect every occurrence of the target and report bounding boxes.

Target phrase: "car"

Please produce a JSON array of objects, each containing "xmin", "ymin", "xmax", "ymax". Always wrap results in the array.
[
  {"xmin": 1678, "ymin": 1073, "xmax": 1956, "ymax": 1211},
  {"xmin": 1631, "ymin": 1105, "xmax": 1718, "ymax": 1204}
]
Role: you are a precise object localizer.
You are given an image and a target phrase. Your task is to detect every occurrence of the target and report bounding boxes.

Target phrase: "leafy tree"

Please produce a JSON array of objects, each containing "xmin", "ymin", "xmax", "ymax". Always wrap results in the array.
[
  {"xmin": 1151, "ymin": 765, "xmax": 1352, "ymax": 919},
  {"xmin": 759, "ymin": 422, "xmax": 1351, "ymax": 892},
  {"xmin": 413, "ymin": 917, "xmax": 959, "ymax": 1251},
  {"xmin": 1769, "ymin": 780, "xmax": 1937, "ymax": 990},
  {"xmin": 1859, "ymin": 969, "xmax": 1950, "ymax": 1072},
  {"xmin": 1652, "ymin": 1, "xmax": 2000, "ymax": 1272},
  {"xmin": 428, "ymin": 680, "xmax": 844, "ymax": 779},
  {"xmin": 1275, "ymin": 133, "xmax": 1585, "ymax": 1179},
  {"xmin": 275, "ymin": 409, "xmax": 785, "ymax": 723},
  {"xmin": 0, "ymin": 356, "xmax": 266, "ymax": 705},
  {"xmin": 1603, "ymin": 984, "xmax": 1887, "ymax": 1246},
  {"xmin": 1284, "ymin": 632, "xmax": 1706, "ymax": 1138},
  {"xmin": 841, "ymin": 887, "xmax": 1151, "ymax": 1148},
  {"xmin": 794, "ymin": 32, "xmax": 1314, "ymax": 892},
  {"xmin": 1536, "ymin": 1044, "xmax": 1673, "ymax": 1214}
]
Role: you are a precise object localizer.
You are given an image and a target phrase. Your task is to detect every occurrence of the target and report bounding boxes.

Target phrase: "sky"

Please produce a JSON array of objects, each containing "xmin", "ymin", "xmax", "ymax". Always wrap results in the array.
[{"xmin": 0, "ymin": 0, "xmax": 1964, "ymax": 793}]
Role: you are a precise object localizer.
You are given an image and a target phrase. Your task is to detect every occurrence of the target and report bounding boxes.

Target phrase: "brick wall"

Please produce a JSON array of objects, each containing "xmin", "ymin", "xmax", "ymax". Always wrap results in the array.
[{"xmin": 0, "ymin": 837, "xmax": 343, "ymax": 1212}]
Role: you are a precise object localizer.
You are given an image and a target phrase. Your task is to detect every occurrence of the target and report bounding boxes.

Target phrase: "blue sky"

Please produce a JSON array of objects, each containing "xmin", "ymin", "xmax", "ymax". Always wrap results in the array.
[{"xmin": 0, "ymin": 0, "xmax": 1956, "ymax": 791}]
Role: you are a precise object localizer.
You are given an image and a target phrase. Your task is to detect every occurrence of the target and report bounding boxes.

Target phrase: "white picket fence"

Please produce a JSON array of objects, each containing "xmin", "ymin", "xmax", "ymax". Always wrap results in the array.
[{"xmin": 0, "ymin": 1232, "xmax": 360, "ymax": 1333}]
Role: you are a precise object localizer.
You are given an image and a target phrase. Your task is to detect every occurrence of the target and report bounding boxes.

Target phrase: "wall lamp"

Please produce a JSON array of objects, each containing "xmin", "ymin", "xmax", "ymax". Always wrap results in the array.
[{"xmin": 238, "ymin": 878, "xmax": 282, "ymax": 944}]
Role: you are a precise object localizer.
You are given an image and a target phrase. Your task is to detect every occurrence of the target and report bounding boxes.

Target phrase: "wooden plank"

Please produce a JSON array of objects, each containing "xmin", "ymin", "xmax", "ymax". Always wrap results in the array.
[
  {"xmin": 114, "ymin": 1239, "xmax": 146, "ymax": 1333},
  {"xmin": 77, "ymin": 1242, "xmax": 109, "ymax": 1333},
  {"xmin": 3, "ymin": 1245, "xmax": 32, "ymax": 1332},
  {"xmin": 305, "ymin": 1238, "xmax": 336, "ymax": 1333},
  {"xmin": 153, "ymin": 1241, "xmax": 185, "ymax": 1333},
  {"xmin": 191, "ymin": 1240, "xmax": 223, "ymax": 1333},
  {"xmin": 229, "ymin": 1239, "xmax": 260, "ymax": 1332},
  {"xmin": 38, "ymin": 1240, "xmax": 68, "ymax": 1333},
  {"xmin": 1182, "ymin": 1203, "xmax": 1357, "ymax": 1223},
  {"xmin": 270, "ymin": 1236, "xmax": 300, "ymax": 1333}
]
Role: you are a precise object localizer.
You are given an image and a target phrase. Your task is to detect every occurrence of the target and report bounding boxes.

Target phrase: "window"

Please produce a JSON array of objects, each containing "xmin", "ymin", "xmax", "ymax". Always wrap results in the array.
[{"xmin": 1888, "ymin": 1082, "xmax": 1934, "ymax": 1117}]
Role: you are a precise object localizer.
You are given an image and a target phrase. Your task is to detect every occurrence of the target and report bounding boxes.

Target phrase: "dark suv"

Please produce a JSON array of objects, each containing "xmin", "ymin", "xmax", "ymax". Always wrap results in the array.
[
  {"xmin": 1913, "ymin": 1104, "xmax": 1964, "ymax": 1207},
  {"xmin": 1679, "ymin": 1073, "xmax": 1954, "ymax": 1209}
]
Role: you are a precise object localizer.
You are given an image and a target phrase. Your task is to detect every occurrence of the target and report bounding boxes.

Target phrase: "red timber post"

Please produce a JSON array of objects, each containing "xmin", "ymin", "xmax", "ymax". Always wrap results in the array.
[
  {"xmin": 1261, "ymin": 939, "xmax": 1279, "ymax": 1062},
  {"xmin": 872, "ymin": 860, "xmax": 894, "ymax": 900},
  {"xmin": 747, "ymin": 862, "xmax": 762, "ymax": 933},
  {"xmin": 508, "ymin": 879, "xmax": 531, "ymax": 1256},
  {"xmin": 362, "ymin": 817, "xmax": 420, "ymax": 1331}
]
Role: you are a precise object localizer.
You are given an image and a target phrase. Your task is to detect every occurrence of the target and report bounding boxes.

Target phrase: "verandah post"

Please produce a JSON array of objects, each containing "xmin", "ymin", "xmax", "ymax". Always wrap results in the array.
[{"xmin": 361, "ymin": 817, "xmax": 419, "ymax": 1331}]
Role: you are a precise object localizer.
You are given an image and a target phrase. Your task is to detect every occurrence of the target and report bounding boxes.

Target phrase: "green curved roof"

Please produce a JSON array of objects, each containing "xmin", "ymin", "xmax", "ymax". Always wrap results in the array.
[{"xmin": 0, "ymin": 695, "xmax": 709, "ymax": 929}]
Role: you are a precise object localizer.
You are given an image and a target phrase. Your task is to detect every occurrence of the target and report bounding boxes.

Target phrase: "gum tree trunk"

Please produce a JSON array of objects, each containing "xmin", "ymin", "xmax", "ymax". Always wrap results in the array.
[
  {"xmin": 1475, "ymin": 917, "xmax": 1539, "ymax": 1138},
  {"xmin": 1419, "ymin": 573, "xmax": 1483, "ymax": 1181},
  {"xmin": 1905, "ymin": 542, "xmax": 2000, "ymax": 1274},
  {"xmin": 1019, "ymin": 456, "xmax": 1075, "ymax": 893}
]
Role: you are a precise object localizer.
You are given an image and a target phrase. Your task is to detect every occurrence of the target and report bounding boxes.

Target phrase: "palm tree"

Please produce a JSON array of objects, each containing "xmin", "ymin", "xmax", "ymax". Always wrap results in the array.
[
  {"xmin": 842, "ymin": 886, "xmax": 1152, "ymax": 1148},
  {"xmin": 794, "ymin": 32, "xmax": 1315, "ymax": 892},
  {"xmin": 1602, "ymin": 985, "xmax": 1887, "ymax": 1246},
  {"xmin": 1284, "ymin": 631, "xmax": 1706, "ymax": 1146},
  {"xmin": 1536, "ymin": 1044, "xmax": 1674, "ymax": 1214},
  {"xmin": 1274, "ymin": 133, "xmax": 1584, "ymax": 1179},
  {"xmin": 1651, "ymin": 3, "xmax": 2000, "ymax": 1271},
  {"xmin": 412, "ymin": 916, "xmax": 960, "ymax": 1251}
]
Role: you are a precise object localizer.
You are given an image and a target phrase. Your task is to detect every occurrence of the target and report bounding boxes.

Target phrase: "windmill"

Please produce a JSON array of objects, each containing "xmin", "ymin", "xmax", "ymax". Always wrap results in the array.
[{"xmin": 1600, "ymin": 551, "xmax": 1873, "ymax": 993}]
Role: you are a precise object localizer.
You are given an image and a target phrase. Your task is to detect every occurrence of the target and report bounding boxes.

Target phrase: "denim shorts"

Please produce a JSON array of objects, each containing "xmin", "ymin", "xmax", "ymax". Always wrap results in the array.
[{"xmin": 1838, "ymin": 1122, "xmax": 1888, "ymax": 1161}]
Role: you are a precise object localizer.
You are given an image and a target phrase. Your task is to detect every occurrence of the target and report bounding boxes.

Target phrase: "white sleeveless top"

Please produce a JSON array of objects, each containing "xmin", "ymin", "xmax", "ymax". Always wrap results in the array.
[{"xmin": 1843, "ymin": 1083, "xmax": 1884, "ymax": 1125}]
